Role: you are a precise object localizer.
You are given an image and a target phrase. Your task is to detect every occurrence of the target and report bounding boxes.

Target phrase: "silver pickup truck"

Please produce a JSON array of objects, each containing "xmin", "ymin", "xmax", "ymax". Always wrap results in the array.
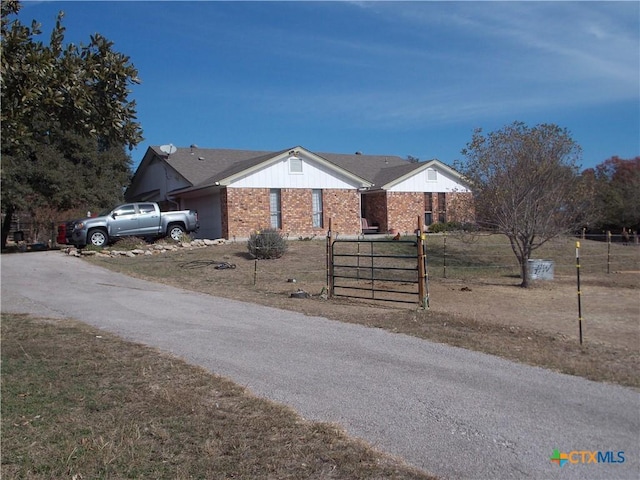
[{"xmin": 66, "ymin": 202, "xmax": 199, "ymax": 248}]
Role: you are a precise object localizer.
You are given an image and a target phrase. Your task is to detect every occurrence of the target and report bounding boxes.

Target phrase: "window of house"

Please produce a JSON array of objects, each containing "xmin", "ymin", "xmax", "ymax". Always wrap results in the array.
[
  {"xmin": 289, "ymin": 156, "xmax": 303, "ymax": 174},
  {"xmin": 312, "ymin": 189, "xmax": 323, "ymax": 228},
  {"xmin": 424, "ymin": 193, "xmax": 433, "ymax": 226},
  {"xmin": 438, "ymin": 192, "xmax": 446, "ymax": 223},
  {"xmin": 426, "ymin": 168, "xmax": 437, "ymax": 182},
  {"xmin": 270, "ymin": 189, "xmax": 282, "ymax": 229}
]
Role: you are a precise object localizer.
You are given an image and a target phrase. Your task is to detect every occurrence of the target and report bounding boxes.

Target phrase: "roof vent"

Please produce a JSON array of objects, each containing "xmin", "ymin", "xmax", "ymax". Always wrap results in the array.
[
  {"xmin": 355, "ymin": 151, "xmax": 362, "ymax": 155},
  {"xmin": 190, "ymin": 144, "xmax": 198, "ymax": 155},
  {"xmin": 198, "ymin": 156, "xmax": 205, "ymax": 161}
]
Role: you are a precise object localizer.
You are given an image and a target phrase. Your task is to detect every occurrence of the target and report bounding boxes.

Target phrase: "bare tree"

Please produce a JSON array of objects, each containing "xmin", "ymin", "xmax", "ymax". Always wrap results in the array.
[{"xmin": 458, "ymin": 122, "xmax": 585, "ymax": 287}]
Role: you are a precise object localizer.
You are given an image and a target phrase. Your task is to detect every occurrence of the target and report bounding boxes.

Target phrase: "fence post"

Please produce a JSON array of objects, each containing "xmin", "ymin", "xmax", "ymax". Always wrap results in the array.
[
  {"xmin": 326, "ymin": 218, "xmax": 333, "ymax": 298},
  {"xmin": 576, "ymin": 241, "xmax": 583, "ymax": 345},
  {"xmin": 356, "ymin": 239, "xmax": 361, "ymax": 280},
  {"xmin": 443, "ymin": 231, "xmax": 447, "ymax": 278},
  {"xmin": 370, "ymin": 240, "xmax": 374, "ymax": 298},
  {"xmin": 607, "ymin": 230, "xmax": 611, "ymax": 274},
  {"xmin": 417, "ymin": 216, "xmax": 429, "ymax": 309},
  {"xmin": 253, "ymin": 231, "xmax": 260, "ymax": 286}
]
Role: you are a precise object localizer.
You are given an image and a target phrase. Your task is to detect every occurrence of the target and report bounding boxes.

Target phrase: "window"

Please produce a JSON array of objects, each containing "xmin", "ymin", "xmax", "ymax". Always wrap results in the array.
[
  {"xmin": 438, "ymin": 192, "xmax": 446, "ymax": 223},
  {"xmin": 424, "ymin": 193, "xmax": 433, "ymax": 226},
  {"xmin": 114, "ymin": 205, "xmax": 135, "ymax": 216},
  {"xmin": 138, "ymin": 203, "xmax": 156, "ymax": 214},
  {"xmin": 289, "ymin": 156, "xmax": 303, "ymax": 174},
  {"xmin": 312, "ymin": 189, "xmax": 323, "ymax": 228},
  {"xmin": 270, "ymin": 189, "xmax": 282, "ymax": 229},
  {"xmin": 426, "ymin": 168, "xmax": 437, "ymax": 182}
]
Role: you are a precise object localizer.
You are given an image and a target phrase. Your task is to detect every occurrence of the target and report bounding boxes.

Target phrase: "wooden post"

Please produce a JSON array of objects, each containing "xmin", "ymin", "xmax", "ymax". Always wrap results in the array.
[
  {"xmin": 326, "ymin": 218, "xmax": 333, "ymax": 298},
  {"xmin": 417, "ymin": 216, "xmax": 429, "ymax": 309}
]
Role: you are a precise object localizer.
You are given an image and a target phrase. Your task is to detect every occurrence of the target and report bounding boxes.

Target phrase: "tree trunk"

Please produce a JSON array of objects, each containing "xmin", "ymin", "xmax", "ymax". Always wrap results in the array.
[
  {"xmin": 520, "ymin": 257, "xmax": 530, "ymax": 288},
  {"xmin": 509, "ymin": 235, "xmax": 531, "ymax": 288},
  {"xmin": 1, "ymin": 205, "xmax": 15, "ymax": 249}
]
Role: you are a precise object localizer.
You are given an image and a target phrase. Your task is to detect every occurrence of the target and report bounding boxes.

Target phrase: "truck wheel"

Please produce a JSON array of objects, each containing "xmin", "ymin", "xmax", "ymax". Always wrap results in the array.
[
  {"xmin": 88, "ymin": 229, "xmax": 108, "ymax": 247},
  {"xmin": 168, "ymin": 224, "xmax": 185, "ymax": 242}
]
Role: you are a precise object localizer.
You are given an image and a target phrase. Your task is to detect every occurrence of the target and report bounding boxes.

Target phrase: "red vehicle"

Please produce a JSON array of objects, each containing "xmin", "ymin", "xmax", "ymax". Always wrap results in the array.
[{"xmin": 56, "ymin": 223, "xmax": 69, "ymax": 245}]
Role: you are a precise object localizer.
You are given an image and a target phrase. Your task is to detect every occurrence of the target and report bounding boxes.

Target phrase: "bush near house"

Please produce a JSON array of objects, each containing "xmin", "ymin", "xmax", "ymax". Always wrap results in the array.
[
  {"xmin": 428, "ymin": 221, "xmax": 478, "ymax": 233},
  {"xmin": 247, "ymin": 229, "xmax": 288, "ymax": 259}
]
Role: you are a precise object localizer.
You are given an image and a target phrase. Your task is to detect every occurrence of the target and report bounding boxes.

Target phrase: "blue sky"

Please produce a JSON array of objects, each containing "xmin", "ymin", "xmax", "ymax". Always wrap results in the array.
[{"xmin": 18, "ymin": 1, "xmax": 640, "ymax": 171}]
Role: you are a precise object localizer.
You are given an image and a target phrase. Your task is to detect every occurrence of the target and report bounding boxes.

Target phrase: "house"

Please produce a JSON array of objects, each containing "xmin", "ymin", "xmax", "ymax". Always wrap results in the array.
[{"xmin": 125, "ymin": 145, "xmax": 473, "ymax": 239}]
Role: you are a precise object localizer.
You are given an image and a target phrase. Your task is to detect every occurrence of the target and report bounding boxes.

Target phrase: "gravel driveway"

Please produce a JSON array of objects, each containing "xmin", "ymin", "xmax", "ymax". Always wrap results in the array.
[{"xmin": 2, "ymin": 251, "xmax": 638, "ymax": 479}]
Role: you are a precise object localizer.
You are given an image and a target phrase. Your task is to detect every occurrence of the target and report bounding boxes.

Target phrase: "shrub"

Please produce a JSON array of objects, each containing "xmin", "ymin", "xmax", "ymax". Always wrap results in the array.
[
  {"xmin": 247, "ymin": 229, "xmax": 288, "ymax": 259},
  {"xmin": 428, "ymin": 222, "xmax": 449, "ymax": 233},
  {"xmin": 428, "ymin": 221, "xmax": 478, "ymax": 233}
]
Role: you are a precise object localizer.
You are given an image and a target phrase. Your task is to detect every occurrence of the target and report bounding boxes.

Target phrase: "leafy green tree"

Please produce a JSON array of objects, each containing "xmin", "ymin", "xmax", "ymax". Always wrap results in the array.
[
  {"xmin": 584, "ymin": 156, "xmax": 640, "ymax": 233},
  {"xmin": 458, "ymin": 121, "xmax": 586, "ymax": 287},
  {"xmin": 1, "ymin": 0, "xmax": 143, "ymax": 247}
]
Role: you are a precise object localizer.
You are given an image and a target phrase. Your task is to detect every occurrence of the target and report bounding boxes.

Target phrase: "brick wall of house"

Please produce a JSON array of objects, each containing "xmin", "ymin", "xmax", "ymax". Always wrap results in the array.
[
  {"xmin": 281, "ymin": 189, "xmax": 313, "ymax": 236},
  {"xmin": 222, "ymin": 187, "xmax": 361, "ymax": 239},
  {"xmin": 362, "ymin": 192, "xmax": 387, "ymax": 232},
  {"xmin": 323, "ymin": 189, "xmax": 361, "ymax": 236},
  {"xmin": 224, "ymin": 187, "xmax": 271, "ymax": 238},
  {"xmin": 387, "ymin": 192, "xmax": 425, "ymax": 234},
  {"xmin": 220, "ymin": 187, "xmax": 471, "ymax": 239},
  {"xmin": 220, "ymin": 188, "xmax": 229, "ymax": 238}
]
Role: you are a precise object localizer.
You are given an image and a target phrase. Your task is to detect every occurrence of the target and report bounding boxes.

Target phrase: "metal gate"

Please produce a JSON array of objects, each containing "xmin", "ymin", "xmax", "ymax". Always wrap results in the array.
[{"xmin": 327, "ymin": 230, "xmax": 429, "ymax": 308}]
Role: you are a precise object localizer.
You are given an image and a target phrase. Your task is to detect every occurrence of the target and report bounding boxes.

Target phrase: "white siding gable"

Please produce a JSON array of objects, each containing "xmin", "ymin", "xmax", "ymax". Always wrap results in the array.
[
  {"xmin": 229, "ymin": 154, "xmax": 361, "ymax": 189},
  {"xmin": 388, "ymin": 167, "xmax": 470, "ymax": 193}
]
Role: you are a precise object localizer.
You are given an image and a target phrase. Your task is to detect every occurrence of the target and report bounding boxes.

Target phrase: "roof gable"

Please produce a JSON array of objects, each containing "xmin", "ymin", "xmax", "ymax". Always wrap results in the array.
[
  {"xmin": 213, "ymin": 147, "xmax": 373, "ymax": 188},
  {"xmin": 380, "ymin": 159, "xmax": 470, "ymax": 190},
  {"xmin": 134, "ymin": 145, "xmax": 465, "ymax": 194}
]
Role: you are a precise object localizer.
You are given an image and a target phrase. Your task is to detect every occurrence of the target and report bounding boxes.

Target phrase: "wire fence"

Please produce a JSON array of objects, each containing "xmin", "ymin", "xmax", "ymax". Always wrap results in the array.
[{"xmin": 423, "ymin": 232, "xmax": 640, "ymax": 280}]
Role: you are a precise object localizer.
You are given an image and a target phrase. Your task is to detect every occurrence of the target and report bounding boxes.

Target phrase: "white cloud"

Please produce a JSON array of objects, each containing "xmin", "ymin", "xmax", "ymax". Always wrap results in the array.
[{"xmin": 349, "ymin": 1, "xmax": 639, "ymax": 110}]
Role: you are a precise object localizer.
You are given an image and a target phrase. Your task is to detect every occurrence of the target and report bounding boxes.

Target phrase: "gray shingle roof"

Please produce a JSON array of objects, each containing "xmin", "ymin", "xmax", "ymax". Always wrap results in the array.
[
  {"xmin": 147, "ymin": 145, "xmax": 452, "ymax": 191},
  {"xmin": 152, "ymin": 146, "xmax": 272, "ymax": 185},
  {"xmin": 319, "ymin": 152, "xmax": 429, "ymax": 188}
]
